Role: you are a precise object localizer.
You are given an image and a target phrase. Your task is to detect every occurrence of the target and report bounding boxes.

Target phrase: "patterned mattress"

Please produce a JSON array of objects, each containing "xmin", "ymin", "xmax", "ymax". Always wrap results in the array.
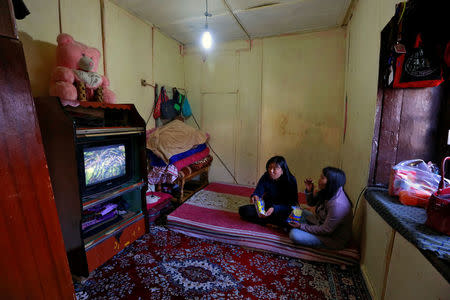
[{"xmin": 167, "ymin": 183, "xmax": 360, "ymax": 266}]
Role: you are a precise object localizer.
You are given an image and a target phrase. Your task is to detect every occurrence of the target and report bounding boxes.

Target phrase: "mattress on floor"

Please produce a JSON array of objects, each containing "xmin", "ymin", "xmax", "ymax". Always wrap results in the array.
[{"xmin": 167, "ymin": 183, "xmax": 360, "ymax": 266}]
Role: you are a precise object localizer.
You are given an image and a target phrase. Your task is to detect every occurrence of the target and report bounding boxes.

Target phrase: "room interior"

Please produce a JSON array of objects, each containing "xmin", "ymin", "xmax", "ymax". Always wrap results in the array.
[{"xmin": 1, "ymin": 0, "xmax": 449, "ymax": 299}]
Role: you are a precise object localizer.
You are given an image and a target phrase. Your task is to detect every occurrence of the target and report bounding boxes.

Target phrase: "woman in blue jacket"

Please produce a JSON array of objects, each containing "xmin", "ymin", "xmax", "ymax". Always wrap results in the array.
[{"xmin": 239, "ymin": 156, "xmax": 298, "ymax": 227}]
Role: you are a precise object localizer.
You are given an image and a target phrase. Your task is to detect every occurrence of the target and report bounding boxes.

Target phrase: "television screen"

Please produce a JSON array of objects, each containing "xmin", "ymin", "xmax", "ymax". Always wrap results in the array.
[{"xmin": 84, "ymin": 144, "xmax": 126, "ymax": 186}]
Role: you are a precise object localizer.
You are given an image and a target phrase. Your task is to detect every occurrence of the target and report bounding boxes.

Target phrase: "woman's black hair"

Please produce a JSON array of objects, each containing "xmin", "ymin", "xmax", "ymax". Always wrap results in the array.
[
  {"xmin": 318, "ymin": 167, "xmax": 351, "ymax": 204},
  {"xmin": 266, "ymin": 155, "xmax": 296, "ymax": 184}
]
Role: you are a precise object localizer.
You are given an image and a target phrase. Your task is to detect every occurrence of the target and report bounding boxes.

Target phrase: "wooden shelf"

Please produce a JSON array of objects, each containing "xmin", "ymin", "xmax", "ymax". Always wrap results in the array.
[
  {"xmin": 82, "ymin": 181, "xmax": 145, "ymax": 209},
  {"xmin": 76, "ymin": 127, "xmax": 144, "ymax": 138},
  {"xmin": 84, "ymin": 212, "xmax": 143, "ymax": 250}
]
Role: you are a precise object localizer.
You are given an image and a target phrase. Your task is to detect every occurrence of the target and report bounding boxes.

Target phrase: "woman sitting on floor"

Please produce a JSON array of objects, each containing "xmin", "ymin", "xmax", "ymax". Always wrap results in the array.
[
  {"xmin": 239, "ymin": 156, "xmax": 298, "ymax": 227},
  {"xmin": 289, "ymin": 167, "xmax": 353, "ymax": 250}
]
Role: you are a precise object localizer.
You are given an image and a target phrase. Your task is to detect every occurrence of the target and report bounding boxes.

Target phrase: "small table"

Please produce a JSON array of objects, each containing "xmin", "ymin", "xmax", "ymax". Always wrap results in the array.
[{"xmin": 175, "ymin": 166, "xmax": 209, "ymax": 204}]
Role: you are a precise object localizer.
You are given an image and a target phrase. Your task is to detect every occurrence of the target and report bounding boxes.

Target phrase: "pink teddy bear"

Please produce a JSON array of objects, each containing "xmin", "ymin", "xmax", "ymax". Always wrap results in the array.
[{"xmin": 49, "ymin": 33, "xmax": 116, "ymax": 103}]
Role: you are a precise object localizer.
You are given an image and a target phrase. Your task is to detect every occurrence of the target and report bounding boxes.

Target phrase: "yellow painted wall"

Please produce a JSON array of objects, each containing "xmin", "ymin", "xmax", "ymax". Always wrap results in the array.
[
  {"xmin": 60, "ymin": 0, "xmax": 104, "ymax": 75},
  {"xmin": 16, "ymin": 0, "xmax": 59, "ymax": 98},
  {"xmin": 236, "ymin": 40, "xmax": 262, "ymax": 185},
  {"xmin": 102, "ymin": 0, "xmax": 153, "ymax": 127},
  {"xmin": 183, "ymin": 52, "xmax": 203, "ymax": 130},
  {"xmin": 360, "ymin": 203, "xmax": 395, "ymax": 299},
  {"xmin": 153, "ymin": 29, "xmax": 184, "ymax": 89},
  {"xmin": 184, "ymin": 40, "xmax": 263, "ymax": 186},
  {"xmin": 262, "ymin": 29, "xmax": 346, "ymax": 182},
  {"xmin": 344, "ymin": 0, "xmax": 398, "ymax": 298},
  {"xmin": 342, "ymin": 0, "xmax": 402, "ymax": 202},
  {"xmin": 343, "ymin": 1, "xmax": 396, "ymax": 293},
  {"xmin": 184, "ymin": 29, "xmax": 345, "ymax": 186}
]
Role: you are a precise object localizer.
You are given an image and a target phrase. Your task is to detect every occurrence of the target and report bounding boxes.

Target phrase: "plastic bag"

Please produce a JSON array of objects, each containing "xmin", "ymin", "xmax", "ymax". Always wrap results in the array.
[{"xmin": 389, "ymin": 159, "xmax": 449, "ymax": 207}]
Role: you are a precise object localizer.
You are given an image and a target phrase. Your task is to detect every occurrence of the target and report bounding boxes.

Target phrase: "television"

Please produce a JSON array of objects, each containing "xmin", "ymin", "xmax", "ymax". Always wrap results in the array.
[{"xmin": 77, "ymin": 137, "xmax": 136, "ymax": 197}]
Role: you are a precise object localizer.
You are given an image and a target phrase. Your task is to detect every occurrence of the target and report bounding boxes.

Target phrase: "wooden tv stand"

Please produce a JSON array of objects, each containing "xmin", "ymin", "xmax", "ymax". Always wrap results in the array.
[{"xmin": 34, "ymin": 98, "xmax": 148, "ymax": 277}]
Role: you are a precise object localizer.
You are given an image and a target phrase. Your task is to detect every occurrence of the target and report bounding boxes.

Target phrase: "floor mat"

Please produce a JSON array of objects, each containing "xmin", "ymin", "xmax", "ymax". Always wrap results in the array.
[{"xmin": 167, "ymin": 183, "xmax": 360, "ymax": 265}]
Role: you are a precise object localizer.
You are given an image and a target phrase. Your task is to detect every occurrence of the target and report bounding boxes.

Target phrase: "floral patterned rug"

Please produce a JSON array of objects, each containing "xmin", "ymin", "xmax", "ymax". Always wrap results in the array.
[{"xmin": 75, "ymin": 226, "xmax": 370, "ymax": 299}]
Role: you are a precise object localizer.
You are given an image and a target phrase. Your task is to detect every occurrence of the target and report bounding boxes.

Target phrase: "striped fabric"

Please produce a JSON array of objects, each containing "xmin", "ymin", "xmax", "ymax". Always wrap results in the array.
[{"xmin": 167, "ymin": 183, "xmax": 360, "ymax": 266}]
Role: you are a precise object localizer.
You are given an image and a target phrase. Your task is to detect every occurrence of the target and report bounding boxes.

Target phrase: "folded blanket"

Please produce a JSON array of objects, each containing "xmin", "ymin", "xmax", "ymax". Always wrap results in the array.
[
  {"xmin": 173, "ymin": 147, "xmax": 210, "ymax": 171},
  {"xmin": 148, "ymin": 143, "xmax": 207, "ymax": 167},
  {"xmin": 147, "ymin": 120, "xmax": 208, "ymax": 163}
]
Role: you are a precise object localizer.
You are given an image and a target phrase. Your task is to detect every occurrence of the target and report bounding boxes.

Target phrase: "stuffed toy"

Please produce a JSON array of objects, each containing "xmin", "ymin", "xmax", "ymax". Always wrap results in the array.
[{"xmin": 49, "ymin": 33, "xmax": 116, "ymax": 103}]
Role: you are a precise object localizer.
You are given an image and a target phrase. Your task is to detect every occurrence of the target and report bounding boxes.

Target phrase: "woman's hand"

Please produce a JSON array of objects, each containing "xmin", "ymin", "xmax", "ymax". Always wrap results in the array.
[
  {"xmin": 304, "ymin": 178, "xmax": 314, "ymax": 193},
  {"xmin": 250, "ymin": 195, "xmax": 259, "ymax": 204},
  {"xmin": 289, "ymin": 221, "xmax": 301, "ymax": 228}
]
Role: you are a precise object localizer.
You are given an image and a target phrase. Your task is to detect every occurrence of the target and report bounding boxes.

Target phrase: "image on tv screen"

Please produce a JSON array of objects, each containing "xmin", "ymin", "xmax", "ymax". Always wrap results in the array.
[{"xmin": 84, "ymin": 144, "xmax": 126, "ymax": 186}]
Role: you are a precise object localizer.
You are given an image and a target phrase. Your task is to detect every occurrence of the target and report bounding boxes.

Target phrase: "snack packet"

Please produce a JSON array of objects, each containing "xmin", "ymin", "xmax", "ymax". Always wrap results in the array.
[
  {"xmin": 287, "ymin": 206, "xmax": 304, "ymax": 226},
  {"xmin": 255, "ymin": 198, "xmax": 266, "ymax": 217}
]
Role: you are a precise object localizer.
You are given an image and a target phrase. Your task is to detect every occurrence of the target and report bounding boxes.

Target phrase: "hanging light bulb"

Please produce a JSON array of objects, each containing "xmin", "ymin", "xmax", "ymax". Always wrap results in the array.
[
  {"xmin": 202, "ymin": 27, "xmax": 212, "ymax": 49},
  {"xmin": 202, "ymin": 0, "xmax": 213, "ymax": 50}
]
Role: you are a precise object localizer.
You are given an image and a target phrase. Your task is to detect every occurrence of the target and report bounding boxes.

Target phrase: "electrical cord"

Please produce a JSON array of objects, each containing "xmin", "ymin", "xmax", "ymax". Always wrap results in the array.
[
  {"xmin": 354, "ymin": 183, "xmax": 387, "ymax": 214},
  {"xmin": 145, "ymin": 104, "xmax": 155, "ymax": 126},
  {"xmin": 354, "ymin": 186, "xmax": 367, "ymax": 214},
  {"xmin": 145, "ymin": 86, "xmax": 158, "ymax": 126},
  {"xmin": 191, "ymin": 113, "xmax": 239, "ymax": 184}
]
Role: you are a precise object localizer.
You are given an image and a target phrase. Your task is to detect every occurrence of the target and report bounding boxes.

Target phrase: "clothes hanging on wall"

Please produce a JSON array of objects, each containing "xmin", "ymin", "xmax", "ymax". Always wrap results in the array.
[
  {"xmin": 153, "ymin": 85, "xmax": 191, "ymax": 126},
  {"xmin": 160, "ymin": 87, "xmax": 179, "ymax": 120},
  {"xmin": 181, "ymin": 94, "xmax": 192, "ymax": 118}
]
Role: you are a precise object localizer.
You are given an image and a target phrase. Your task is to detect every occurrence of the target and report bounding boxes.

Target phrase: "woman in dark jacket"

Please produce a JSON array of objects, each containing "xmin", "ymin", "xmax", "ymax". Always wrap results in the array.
[
  {"xmin": 289, "ymin": 167, "xmax": 353, "ymax": 250},
  {"xmin": 239, "ymin": 156, "xmax": 298, "ymax": 227}
]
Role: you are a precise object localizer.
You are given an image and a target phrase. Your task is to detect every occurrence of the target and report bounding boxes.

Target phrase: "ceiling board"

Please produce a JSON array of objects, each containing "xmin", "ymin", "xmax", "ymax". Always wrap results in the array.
[{"xmin": 112, "ymin": 0, "xmax": 351, "ymax": 45}]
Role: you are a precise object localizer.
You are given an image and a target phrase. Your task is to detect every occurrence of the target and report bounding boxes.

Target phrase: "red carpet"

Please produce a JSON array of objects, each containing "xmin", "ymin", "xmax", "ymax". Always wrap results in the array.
[{"xmin": 75, "ymin": 226, "xmax": 370, "ymax": 299}]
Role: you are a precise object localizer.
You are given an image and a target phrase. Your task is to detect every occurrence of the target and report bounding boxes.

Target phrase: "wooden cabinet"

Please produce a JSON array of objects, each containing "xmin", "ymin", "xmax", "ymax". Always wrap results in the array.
[
  {"xmin": 361, "ymin": 202, "xmax": 449, "ymax": 300},
  {"xmin": 34, "ymin": 98, "xmax": 148, "ymax": 277},
  {"xmin": 85, "ymin": 213, "xmax": 145, "ymax": 273}
]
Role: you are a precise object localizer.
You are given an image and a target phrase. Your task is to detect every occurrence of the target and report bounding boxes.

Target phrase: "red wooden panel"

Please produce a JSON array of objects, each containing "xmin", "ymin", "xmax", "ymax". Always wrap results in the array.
[
  {"xmin": 86, "ymin": 217, "xmax": 145, "ymax": 272},
  {"xmin": 0, "ymin": 38, "xmax": 74, "ymax": 298}
]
